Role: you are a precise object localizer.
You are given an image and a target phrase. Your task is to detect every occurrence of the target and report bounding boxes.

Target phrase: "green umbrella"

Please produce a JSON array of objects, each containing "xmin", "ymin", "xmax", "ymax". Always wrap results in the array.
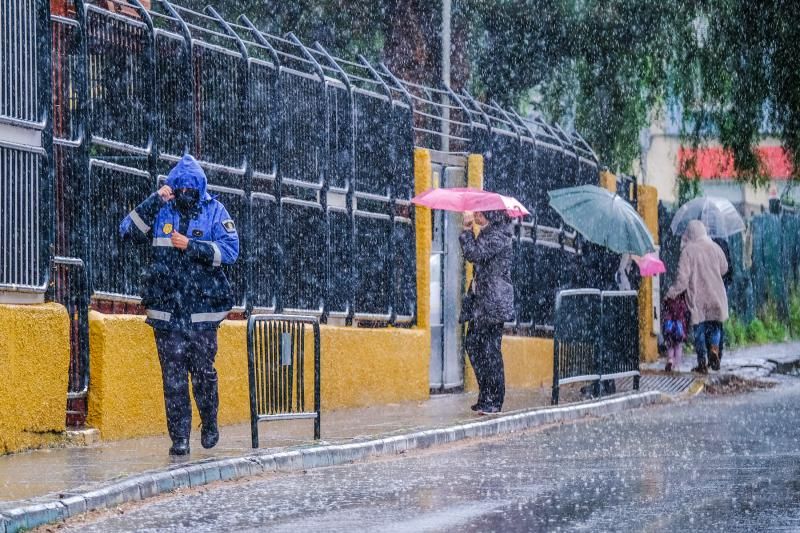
[{"xmin": 548, "ymin": 185, "xmax": 656, "ymax": 256}]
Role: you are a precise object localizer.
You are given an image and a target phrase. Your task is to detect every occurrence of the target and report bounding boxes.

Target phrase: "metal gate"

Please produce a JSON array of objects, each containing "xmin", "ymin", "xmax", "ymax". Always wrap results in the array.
[
  {"xmin": 429, "ymin": 154, "xmax": 467, "ymax": 391},
  {"xmin": 247, "ymin": 314, "xmax": 321, "ymax": 447}
]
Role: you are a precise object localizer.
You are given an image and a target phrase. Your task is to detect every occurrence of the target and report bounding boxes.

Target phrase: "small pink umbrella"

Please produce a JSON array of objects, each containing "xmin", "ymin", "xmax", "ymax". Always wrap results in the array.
[
  {"xmin": 411, "ymin": 187, "xmax": 530, "ymax": 218},
  {"xmin": 633, "ymin": 253, "xmax": 666, "ymax": 277}
]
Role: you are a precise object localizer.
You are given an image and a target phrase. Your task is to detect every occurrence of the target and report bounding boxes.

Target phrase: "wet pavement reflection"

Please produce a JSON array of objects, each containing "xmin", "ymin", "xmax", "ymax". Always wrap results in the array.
[{"xmin": 58, "ymin": 380, "xmax": 800, "ymax": 532}]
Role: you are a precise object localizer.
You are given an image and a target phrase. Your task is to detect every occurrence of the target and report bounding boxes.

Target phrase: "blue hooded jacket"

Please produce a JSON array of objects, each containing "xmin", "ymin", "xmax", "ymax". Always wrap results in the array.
[{"xmin": 120, "ymin": 155, "xmax": 240, "ymax": 330}]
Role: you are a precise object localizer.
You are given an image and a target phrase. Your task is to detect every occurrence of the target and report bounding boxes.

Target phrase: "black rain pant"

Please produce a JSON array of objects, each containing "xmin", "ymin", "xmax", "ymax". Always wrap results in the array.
[
  {"xmin": 154, "ymin": 329, "xmax": 219, "ymax": 441},
  {"xmin": 465, "ymin": 321, "xmax": 505, "ymax": 409}
]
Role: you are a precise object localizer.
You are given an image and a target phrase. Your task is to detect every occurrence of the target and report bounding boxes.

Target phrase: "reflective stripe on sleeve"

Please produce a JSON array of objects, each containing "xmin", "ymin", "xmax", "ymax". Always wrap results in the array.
[
  {"xmin": 129, "ymin": 210, "xmax": 150, "ymax": 234},
  {"xmin": 210, "ymin": 242, "xmax": 222, "ymax": 267},
  {"xmin": 191, "ymin": 311, "xmax": 229, "ymax": 323},
  {"xmin": 146, "ymin": 309, "xmax": 172, "ymax": 321},
  {"xmin": 152, "ymin": 237, "xmax": 173, "ymax": 247}
]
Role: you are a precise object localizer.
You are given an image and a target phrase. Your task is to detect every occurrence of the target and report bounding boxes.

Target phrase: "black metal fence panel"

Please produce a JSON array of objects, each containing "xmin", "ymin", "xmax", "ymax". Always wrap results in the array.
[
  {"xmin": 249, "ymin": 193, "xmax": 279, "ymax": 310},
  {"xmin": 281, "ymin": 199, "xmax": 325, "ymax": 312},
  {"xmin": 533, "ymin": 144, "xmax": 564, "ymax": 228},
  {"xmin": 249, "ymin": 58, "xmax": 277, "ymax": 178},
  {"xmin": 85, "ymin": 6, "xmax": 150, "ymax": 151},
  {"xmin": 90, "ymin": 161, "xmax": 152, "ymax": 298},
  {"xmin": 327, "ymin": 207, "xmax": 352, "ymax": 317},
  {"xmin": 280, "ymin": 70, "xmax": 324, "ymax": 187},
  {"xmin": 353, "ymin": 90, "xmax": 391, "ymax": 198},
  {"xmin": 354, "ymin": 211, "xmax": 392, "ymax": 318},
  {"xmin": 552, "ymin": 289, "xmax": 601, "ymax": 404},
  {"xmin": 390, "ymin": 104, "xmax": 415, "ymax": 202},
  {"xmin": 599, "ymin": 290, "xmax": 640, "ymax": 380},
  {"xmin": 155, "ymin": 30, "xmax": 191, "ymax": 158},
  {"xmin": 193, "ymin": 42, "xmax": 244, "ymax": 169},
  {"xmin": 327, "ymin": 83, "xmax": 352, "ymax": 192},
  {"xmin": 393, "ymin": 216, "xmax": 416, "ymax": 320}
]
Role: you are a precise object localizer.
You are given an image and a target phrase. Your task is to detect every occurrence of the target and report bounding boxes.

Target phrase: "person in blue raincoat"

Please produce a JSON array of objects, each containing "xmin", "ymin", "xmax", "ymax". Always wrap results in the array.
[{"xmin": 120, "ymin": 154, "xmax": 239, "ymax": 456}]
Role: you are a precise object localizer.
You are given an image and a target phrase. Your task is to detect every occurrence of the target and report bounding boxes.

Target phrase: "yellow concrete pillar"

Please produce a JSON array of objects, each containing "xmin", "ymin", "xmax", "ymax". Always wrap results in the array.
[
  {"xmin": 599, "ymin": 169, "xmax": 617, "ymax": 192},
  {"xmin": 0, "ymin": 303, "xmax": 71, "ymax": 453},
  {"xmin": 414, "ymin": 148, "xmax": 433, "ymax": 330},
  {"xmin": 638, "ymin": 184, "xmax": 660, "ymax": 363}
]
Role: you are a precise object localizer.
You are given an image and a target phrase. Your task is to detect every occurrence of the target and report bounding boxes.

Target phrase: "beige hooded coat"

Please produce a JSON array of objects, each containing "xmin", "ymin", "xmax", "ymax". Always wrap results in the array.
[{"xmin": 666, "ymin": 220, "xmax": 729, "ymax": 325}]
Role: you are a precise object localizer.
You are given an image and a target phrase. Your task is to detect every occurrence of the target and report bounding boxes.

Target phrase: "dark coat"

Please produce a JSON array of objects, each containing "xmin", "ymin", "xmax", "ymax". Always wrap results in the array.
[{"xmin": 460, "ymin": 222, "xmax": 515, "ymax": 325}]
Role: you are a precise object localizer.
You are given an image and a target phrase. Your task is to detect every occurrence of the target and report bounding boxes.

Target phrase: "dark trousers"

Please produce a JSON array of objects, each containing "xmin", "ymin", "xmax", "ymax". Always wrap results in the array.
[
  {"xmin": 154, "ymin": 329, "xmax": 219, "ymax": 441},
  {"xmin": 465, "ymin": 321, "xmax": 505, "ymax": 409}
]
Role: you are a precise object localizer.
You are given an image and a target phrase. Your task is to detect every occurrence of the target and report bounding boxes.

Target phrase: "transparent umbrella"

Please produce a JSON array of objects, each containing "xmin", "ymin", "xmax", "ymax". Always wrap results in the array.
[{"xmin": 670, "ymin": 196, "xmax": 745, "ymax": 239}]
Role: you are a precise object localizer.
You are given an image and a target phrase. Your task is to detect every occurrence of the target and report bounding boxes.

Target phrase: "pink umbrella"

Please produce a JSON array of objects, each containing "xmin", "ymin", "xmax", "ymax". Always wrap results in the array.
[
  {"xmin": 633, "ymin": 253, "xmax": 666, "ymax": 277},
  {"xmin": 411, "ymin": 187, "xmax": 530, "ymax": 218}
]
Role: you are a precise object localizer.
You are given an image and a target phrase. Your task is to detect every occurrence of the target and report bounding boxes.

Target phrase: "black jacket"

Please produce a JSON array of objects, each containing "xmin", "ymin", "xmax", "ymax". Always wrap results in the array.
[{"xmin": 460, "ymin": 222, "xmax": 515, "ymax": 325}]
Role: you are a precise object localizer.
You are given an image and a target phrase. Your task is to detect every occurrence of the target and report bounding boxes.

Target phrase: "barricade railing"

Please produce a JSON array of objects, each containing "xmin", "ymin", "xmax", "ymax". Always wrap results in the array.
[
  {"xmin": 50, "ymin": 255, "xmax": 90, "ymax": 426},
  {"xmin": 599, "ymin": 291, "xmax": 640, "ymax": 383},
  {"xmin": 552, "ymin": 289, "xmax": 640, "ymax": 404},
  {"xmin": 247, "ymin": 314, "xmax": 321, "ymax": 447},
  {"xmin": 552, "ymin": 289, "xmax": 601, "ymax": 404}
]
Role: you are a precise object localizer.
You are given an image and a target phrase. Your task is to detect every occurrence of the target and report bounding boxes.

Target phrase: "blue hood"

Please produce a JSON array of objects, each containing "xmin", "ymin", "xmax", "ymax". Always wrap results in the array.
[{"xmin": 166, "ymin": 154, "xmax": 211, "ymax": 201}]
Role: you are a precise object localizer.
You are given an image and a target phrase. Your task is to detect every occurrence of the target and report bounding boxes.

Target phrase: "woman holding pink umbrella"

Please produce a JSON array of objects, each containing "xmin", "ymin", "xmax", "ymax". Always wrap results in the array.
[{"xmin": 459, "ymin": 210, "xmax": 515, "ymax": 414}]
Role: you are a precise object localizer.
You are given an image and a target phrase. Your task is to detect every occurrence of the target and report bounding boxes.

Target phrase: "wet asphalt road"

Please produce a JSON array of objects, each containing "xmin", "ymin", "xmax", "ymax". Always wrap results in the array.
[{"xmin": 62, "ymin": 381, "xmax": 800, "ymax": 532}]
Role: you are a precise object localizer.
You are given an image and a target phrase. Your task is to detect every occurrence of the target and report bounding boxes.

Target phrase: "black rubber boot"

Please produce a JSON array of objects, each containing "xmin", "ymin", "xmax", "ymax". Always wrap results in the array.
[
  {"xmin": 194, "ymin": 370, "xmax": 220, "ymax": 449},
  {"xmin": 201, "ymin": 419, "xmax": 219, "ymax": 449},
  {"xmin": 169, "ymin": 437, "xmax": 190, "ymax": 456}
]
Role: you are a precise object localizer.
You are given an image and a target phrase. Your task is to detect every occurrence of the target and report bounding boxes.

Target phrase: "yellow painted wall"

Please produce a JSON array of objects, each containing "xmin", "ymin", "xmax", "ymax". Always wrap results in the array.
[
  {"xmin": 87, "ymin": 312, "xmax": 430, "ymax": 441},
  {"xmin": 464, "ymin": 336, "xmax": 554, "ymax": 392},
  {"xmin": 638, "ymin": 184, "xmax": 660, "ymax": 362},
  {"xmin": 0, "ymin": 303, "xmax": 71, "ymax": 453}
]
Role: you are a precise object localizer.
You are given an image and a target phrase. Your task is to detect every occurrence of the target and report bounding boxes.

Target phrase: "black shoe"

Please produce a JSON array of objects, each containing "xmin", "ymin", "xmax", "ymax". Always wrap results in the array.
[
  {"xmin": 201, "ymin": 420, "xmax": 219, "ymax": 449},
  {"xmin": 470, "ymin": 403, "xmax": 485, "ymax": 412},
  {"xmin": 665, "ymin": 362, "xmax": 673, "ymax": 372},
  {"xmin": 169, "ymin": 437, "xmax": 190, "ymax": 456},
  {"xmin": 479, "ymin": 405, "xmax": 501, "ymax": 415},
  {"xmin": 691, "ymin": 364, "xmax": 708, "ymax": 375}
]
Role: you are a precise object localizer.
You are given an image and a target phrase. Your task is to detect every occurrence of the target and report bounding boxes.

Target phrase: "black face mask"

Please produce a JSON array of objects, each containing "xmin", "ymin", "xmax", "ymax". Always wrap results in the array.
[{"xmin": 175, "ymin": 188, "xmax": 200, "ymax": 212}]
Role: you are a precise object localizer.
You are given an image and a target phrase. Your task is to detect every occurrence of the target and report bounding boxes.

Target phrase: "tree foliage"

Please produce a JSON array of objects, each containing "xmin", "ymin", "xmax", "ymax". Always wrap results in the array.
[{"xmin": 179, "ymin": 0, "xmax": 800, "ymax": 181}]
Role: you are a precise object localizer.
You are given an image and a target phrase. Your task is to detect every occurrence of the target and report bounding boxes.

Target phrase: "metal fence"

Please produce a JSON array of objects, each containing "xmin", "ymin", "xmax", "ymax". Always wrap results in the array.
[
  {"xmin": 3, "ymin": 0, "xmax": 606, "ymax": 423},
  {"xmin": 552, "ymin": 289, "xmax": 601, "ymax": 404},
  {"xmin": 0, "ymin": 0, "xmax": 53, "ymax": 294},
  {"xmin": 247, "ymin": 314, "xmax": 321, "ymax": 447},
  {"xmin": 552, "ymin": 289, "xmax": 640, "ymax": 404}
]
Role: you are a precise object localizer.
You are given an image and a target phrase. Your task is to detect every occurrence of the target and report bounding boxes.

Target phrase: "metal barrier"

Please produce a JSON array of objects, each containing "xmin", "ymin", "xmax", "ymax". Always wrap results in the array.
[
  {"xmin": 552, "ymin": 289, "xmax": 640, "ymax": 404},
  {"xmin": 247, "ymin": 314, "xmax": 321, "ymax": 447},
  {"xmin": 599, "ymin": 290, "xmax": 640, "ymax": 385},
  {"xmin": 50, "ymin": 256, "xmax": 90, "ymax": 426},
  {"xmin": 552, "ymin": 289, "xmax": 601, "ymax": 404}
]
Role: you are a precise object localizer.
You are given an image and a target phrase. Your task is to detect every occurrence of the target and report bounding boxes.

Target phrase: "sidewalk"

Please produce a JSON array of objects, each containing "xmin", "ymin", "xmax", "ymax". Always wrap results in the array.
[
  {"xmin": 642, "ymin": 341, "xmax": 800, "ymax": 379},
  {"xmin": 0, "ymin": 386, "xmax": 583, "ymax": 504}
]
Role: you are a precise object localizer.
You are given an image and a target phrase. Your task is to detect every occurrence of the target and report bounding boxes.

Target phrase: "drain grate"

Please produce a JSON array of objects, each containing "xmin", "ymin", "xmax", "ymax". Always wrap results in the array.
[{"xmin": 618, "ymin": 375, "xmax": 696, "ymax": 395}]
